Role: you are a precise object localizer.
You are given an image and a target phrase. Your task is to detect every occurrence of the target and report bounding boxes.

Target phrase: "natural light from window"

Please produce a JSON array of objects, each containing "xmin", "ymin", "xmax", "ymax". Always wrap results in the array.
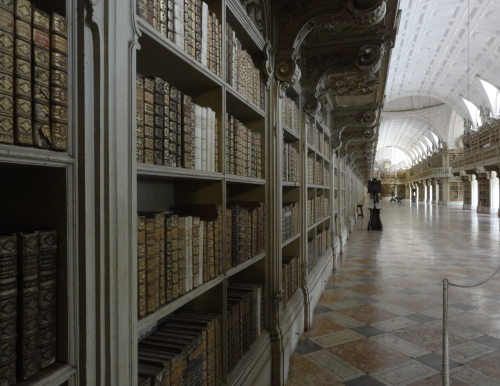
[
  {"xmin": 462, "ymin": 98, "xmax": 482, "ymax": 128},
  {"xmin": 479, "ymin": 78, "xmax": 500, "ymax": 117}
]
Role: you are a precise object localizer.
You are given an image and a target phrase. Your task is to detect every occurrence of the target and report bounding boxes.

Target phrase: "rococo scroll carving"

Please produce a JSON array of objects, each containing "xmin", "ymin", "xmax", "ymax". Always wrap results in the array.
[{"xmin": 275, "ymin": 56, "xmax": 302, "ymax": 86}]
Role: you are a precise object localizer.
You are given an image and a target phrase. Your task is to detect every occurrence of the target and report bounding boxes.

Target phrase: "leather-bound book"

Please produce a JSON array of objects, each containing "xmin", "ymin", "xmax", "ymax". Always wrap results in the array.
[
  {"xmin": 155, "ymin": 213, "xmax": 165, "ymax": 306},
  {"xmin": 136, "ymin": 76, "xmax": 145, "ymax": 163},
  {"xmin": 202, "ymin": 221, "xmax": 207, "ymax": 283},
  {"xmin": 143, "ymin": 216, "xmax": 158, "ymax": 313},
  {"xmin": 143, "ymin": 77, "xmax": 155, "ymax": 165},
  {"xmin": 0, "ymin": 3, "xmax": 14, "ymax": 145},
  {"xmin": 153, "ymin": 77, "xmax": 164, "ymax": 166},
  {"xmin": 0, "ymin": 232, "xmax": 17, "ymax": 386},
  {"xmin": 137, "ymin": 214, "xmax": 147, "ymax": 317},
  {"xmin": 226, "ymin": 208, "xmax": 231, "ymax": 270},
  {"xmin": 37, "ymin": 230, "xmax": 57, "ymax": 369},
  {"xmin": 177, "ymin": 216, "xmax": 186, "ymax": 296},
  {"xmin": 16, "ymin": 231, "xmax": 39, "ymax": 380},
  {"xmin": 191, "ymin": 217, "xmax": 200, "ymax": 288}
]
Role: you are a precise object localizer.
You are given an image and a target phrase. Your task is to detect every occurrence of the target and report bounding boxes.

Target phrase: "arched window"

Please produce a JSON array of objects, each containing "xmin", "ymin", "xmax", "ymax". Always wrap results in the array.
[
  {"xmin": 479, "ymin": 79, "xmax": 500, "ymax": 117},
  {"xmin": 462, "ymin": 98, "xmax": 482, "ymax": 128}
]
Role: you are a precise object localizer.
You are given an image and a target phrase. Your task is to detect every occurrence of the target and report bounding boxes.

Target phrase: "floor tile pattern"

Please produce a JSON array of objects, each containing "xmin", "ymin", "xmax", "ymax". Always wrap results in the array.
[{"xmin": 286, "ymin": 201, "xmax": 500, "ymax": 385}]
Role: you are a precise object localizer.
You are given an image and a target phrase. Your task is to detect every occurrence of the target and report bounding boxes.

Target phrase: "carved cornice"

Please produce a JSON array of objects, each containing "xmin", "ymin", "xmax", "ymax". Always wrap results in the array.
[{"xmin": 240, "ymin": 0, "xmax": 269, "ymax": 36}]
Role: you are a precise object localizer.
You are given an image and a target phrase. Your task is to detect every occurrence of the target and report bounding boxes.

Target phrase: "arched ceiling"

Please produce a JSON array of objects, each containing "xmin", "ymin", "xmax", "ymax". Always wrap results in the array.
[{"xmin": 379, "ymin": 0, "xmax": 500, "ymax": 161}]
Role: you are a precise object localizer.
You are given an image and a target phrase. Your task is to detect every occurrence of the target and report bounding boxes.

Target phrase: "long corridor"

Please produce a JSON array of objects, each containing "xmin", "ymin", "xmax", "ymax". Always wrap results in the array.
[{"xmin": 288, "ymin": 200, "xmax": 500, "ymax": 386}]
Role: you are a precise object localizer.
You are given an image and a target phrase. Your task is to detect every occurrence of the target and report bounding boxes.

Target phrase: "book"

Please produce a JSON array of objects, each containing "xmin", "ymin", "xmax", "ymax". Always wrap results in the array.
[
  {"xmin": 17, "ymin": 231, "xmax": 40, "ymax": 380},
  {"xmin": 137, "ymin": 215, "xmax": 147, "ymax": 317},
  {"xmin": 49, "ymin": 12, "xmax": 67, "ymax": 151},
  {"xmin": 136, "ymin": 76, "xmax": 145, "ymax": 163},
  {"xmin": 0, "ymin": 232, "xmax": 17, "ymax": 386},
  {"xmin": 37, "ymin": 230, "xmax": 57, "ymax": 369},
  {"xmin": 143, "ymin": 216, "xmax": 158, "ymax": 313}
]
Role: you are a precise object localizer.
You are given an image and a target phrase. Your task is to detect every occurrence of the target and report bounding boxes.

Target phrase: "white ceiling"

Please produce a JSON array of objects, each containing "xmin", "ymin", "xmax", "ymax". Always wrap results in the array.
[{"xmin": 378, "ymin": 0, "xmax": 500, "ymax": 164}]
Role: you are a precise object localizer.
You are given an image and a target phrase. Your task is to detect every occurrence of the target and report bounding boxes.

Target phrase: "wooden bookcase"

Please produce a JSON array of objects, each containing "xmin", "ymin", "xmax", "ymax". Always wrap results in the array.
[
  {"xmin": 478, "ymin": 176, "xmax": 490, "ymax": 207},
  {"xmin": 0, "ymin": 0, "xmax": 79, "ymax": 384},
  {"xmin": 463, "ymin": 180, "xmax": 472, "ymax": 205},
  {"xmin": 450, "ymin": 182, "xmax": 464, "ymax": 202}
]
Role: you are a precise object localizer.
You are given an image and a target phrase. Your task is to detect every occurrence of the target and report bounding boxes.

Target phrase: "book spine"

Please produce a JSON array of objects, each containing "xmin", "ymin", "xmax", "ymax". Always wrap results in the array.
[
  {"xmin": 154, "ymin": 77, "xmax": 165, "ymax": 166},
  {"xmin": 37, "ymin": 230, "xmax": 57, "ymax": 369},
  {"xmin": 0, "ymin": 232, "xmax": 17, "ymax": 386},
  {"xmin": 158, "ymin": 213, "xmax": 166, "ymax": 305},
  {"xmin": 17, "ymin": 231, "xmax": 40, "ymax": 380},
  {"xmin": 186, "ymin": 216, "xmax": 192, "ymax": 293},
  {"xmin": 181, "ymin": 93, "xmax": 192, "ymax": 169},
  {"xmin": 177, "ymin": 216, "xmax": 186, "ymax": 296},
  {"xmin": 137, "ymin": 215, "xmax": 147, "ymax": 316},
  {"xmin": 145, "ymin": 217, "xmax": 158, "ymax": 313},
  {"xmin": 197, "ymin": 221, "xmax": 203, "ymax": 288},
  {"xmin": 166, "ymin": 0, "xmax": 174, "ymax": 41},
  {"xmin": 0, "ymin": 5, "xmax": 14, "ymax": 145},
  {"xmin": 136, "ymin": 76, "xmax": 145, "ymax": 163},
  {"xmin": 48, "ymin": 12, "xmax": 67, "ymax": 151},
  {"xmin": 207, "ymin": 221, "xmax": 214, "ymax": 279},
  {"xmin": 192, "ymin": 217, "xmax": 200, "ymax": 288},
  {"xmin": 201, "ymin": 2, "xmax": 208, "ymax": 67},
  {"xmin": 194, "ymin": 104, "xmax": 202, "ymax": 170},
  {"xmin": 163, "ymin": 81, "xmax": 170, "ymax": 166},
  {"xmin": 190, "ymin": 101, "xmax": 195, "ymax": 169},
  {"xmin": 13, "ymin": 0, "xmax": 31, "ymax": 147},
  {"xmin": 171, "ymin": 214, "xmax": 179, "ymax": 300},
  {"xmin": 201, "ymin": 107, "xmax": 207, "ymax": 171},
  {"xmin": 173, "ymin": 0, "xmax": 184, "ymax": 50},
  {"xmin": 226, "ymin": 208, "xmax": 231, "ymax": 270},
  {"xmin": 202, "ymin": 220, "xmax": 207, "ymax": 283},
  {"xmin": 144, "ymin": 77, "xmax": 155, "ymax": 165}
]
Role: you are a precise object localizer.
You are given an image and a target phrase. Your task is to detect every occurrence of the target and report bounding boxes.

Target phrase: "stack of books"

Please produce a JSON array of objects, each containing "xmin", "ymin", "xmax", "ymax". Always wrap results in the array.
[
  {"xmin": 0, "ymin": 3, "xmax": 68, "ymax": 151},
  {"xmin": 227, "ymin": 282, "xmax": 264, "ymax": 373},
  {"xmin": 307, "ymin": 237, "xmax": 316, "ymax": 274},
  {"xmin": 314, "ymin": 194, "xmax": 329, "ymax": 221},
  {"xmin": 324, "ymin": 165, "xmax": 331, "ymax": 187},
  {"xmin": 307, "ymin": 198, "xmax": 313, "ymax": 227},
  {"xmin": 282, "ymin": 256, "xmax": 299, "ymax": 305},
  {"xmin": 283, "ymin": 96, "xmax": 299, "ymax": 135},
  {"xmin": 137, "ymin": 205, "xmax": 223, "ymax": 318},
  {"xmin": 0, "ymin": 229, "xmax": 58, "ymax": 383},
  {"xmin": 137, "ymin": 310, "xmax": 223, "ymax": 386},
  {"xmin": 136, "ymin": 0, "xmax": 222, "ymax": 77},
  {"xmin": 282, "ymin": 139, "xmax": 299, "ymax": 182},
  {"xmin": 225, "ymin": 114, "xmax": 262, "ymax": 178},
  {"xmin": 226, "ymin": 24, "xmax": 264, "ymax": 110},
  {"xmin": 136, "ymin": 76, "xmax": 218, "ymax": 171},
  {"xmin": 307, "ymin": 121, "xmax": 322, "ymax": 151},
  {"xmin": 281, "ymin": 203, "xmax": 299, "ymax": 243},
  {"xmin": 227, "ymin": 203, "xmax": 266, "ymax": 269}
]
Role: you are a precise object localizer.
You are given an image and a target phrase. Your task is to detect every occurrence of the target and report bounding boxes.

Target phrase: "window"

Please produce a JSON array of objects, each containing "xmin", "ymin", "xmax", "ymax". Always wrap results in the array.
[
  {"xmin": 479, "ymin": 79, "xmax": 500, "ymax": 117},
  {"xmin": 462, "ymin": 98, "xmax": 482, "ymax": 128}
]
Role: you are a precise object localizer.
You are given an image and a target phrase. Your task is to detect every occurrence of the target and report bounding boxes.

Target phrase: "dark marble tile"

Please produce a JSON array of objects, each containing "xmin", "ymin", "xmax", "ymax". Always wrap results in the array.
[
  {"xmin": 452, "ymin": 302, "xmax": 478, "ymax": 311},
  {"xmin": 294, "ymin": 339, "xmax": 324, "ymax": 355},
  {"xmin": 344, "ymin": 375, "xmax": 386, "ymax": 386},
  {"xmin": 351, "ymin": 325, "xmax": 385, "ymax": 337},
  {"xmin": 357, "ymin": 296, "xmax": 379, "ymax": 304},
  {"xmin": 400, "ymin": 289, "xmax": 420, "ymax": 295},
  {"xmin": 326, "ymin": 284, "xmax": 340, "ymax": 290},
  {"xmin": 314, "ymin": 305, "xmax": 333, "ymax": 315},
  {"xmin": 405, "ymin": 313, "xmax": 436, "ymax": 323},
  {"xmin": 473, "ymin": 335, "xmax": 500, "ymax": 350},
  {"xmin": 359, "ymin": 278, "xmax": 379, "ymax": 284},
  {"xmin": 414, "ymin": 352, "xmax": 461, "ymax": 371}
]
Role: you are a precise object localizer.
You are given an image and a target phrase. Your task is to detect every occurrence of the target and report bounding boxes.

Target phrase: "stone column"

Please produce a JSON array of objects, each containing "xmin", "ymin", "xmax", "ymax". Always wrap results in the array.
[
  {"xmin": 439, "ymin": 177, "xmax": 450, "ymax": 205},
  {"xmin": 476, "ymin": 168, "xmax": 500, "ymax": 214},
  {"xmin": 432, "ymin": 179, "xmax": 439, "ymax": 205}
]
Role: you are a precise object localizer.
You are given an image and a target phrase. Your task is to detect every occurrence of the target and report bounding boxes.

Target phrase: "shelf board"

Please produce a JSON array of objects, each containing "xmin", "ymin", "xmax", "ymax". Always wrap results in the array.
[
  {"xmin": 227, "ymin": 252, "xmax": 267, "ymax": 278},
  {"xmin": 227, "ymin": 331, "xmax": 271, "ymax": 386},
  {"xmin": 226, "ymin": 174, "xmax": 266, "ymax": 185},
  {"xmin": 282, "ymin": 181, "xmax": 300, "ymax": 187},
  {"xmin": 307, "ymin": 184, "xmax": 330, "ymax": 190},
  {"xmin": 282, "ymin": 124, "xmax": 300, "ymax": 141},
  {"xmin": 226, "ymin": 0, "xmax": 266, "ymax": 54},
  {"xmin": 17, "ymin": 363, "xmax": 76, "ymax": 386},
  {"xmin": 226, "ymin": 85, "xmax": 266, "ymax": 121},
  {"xmin": 307, "ymin": 216, "xmax": 331, "ymax": 232},
  {"xmin": 0, "ymin": 144, "xmax": 75, "ymax": 167},
  {"xmin": 282, "ymin": 233, "xmax": 301, "ymax": 248},
  {"xmin": 137, "ymin": 163, "xmax": 224, "ymax": 181},
  {"xmin": 138, "ymin": 275, "xmax": 225, "ymax": 334},
  {"xmin": 137, "ymin": 18, "xmax": 223, "ymax": 92}
]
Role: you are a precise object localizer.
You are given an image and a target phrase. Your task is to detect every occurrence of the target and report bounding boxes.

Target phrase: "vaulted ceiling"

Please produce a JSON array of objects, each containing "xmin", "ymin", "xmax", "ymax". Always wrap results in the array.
[{"xmin": 378, "ymin": 0, "xmax": 500, "ymax": 165}]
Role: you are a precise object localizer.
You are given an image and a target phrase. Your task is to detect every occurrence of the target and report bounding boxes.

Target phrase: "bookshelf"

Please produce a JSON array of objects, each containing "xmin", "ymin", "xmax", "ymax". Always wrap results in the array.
[
  {"xmin": 133, "ymin": 0, "xmax": 273, "ymax": 384},
  {"xmin": 450, "ymin": 182, "xmax": 464, "ymax": 202},
  {"xmin": 0, "ymin": 0, "xmax": 79, "ymax": 385},
  {"xmin": 464, "ymin": 180, "xmax": 472, "ymax": 205},
  {"xmin": 478, "ymin": 176, "xmax": 490, "ymax": 207}
]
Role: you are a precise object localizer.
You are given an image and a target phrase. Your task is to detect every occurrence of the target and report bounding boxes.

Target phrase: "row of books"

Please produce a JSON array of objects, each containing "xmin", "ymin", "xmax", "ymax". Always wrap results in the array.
[
  {"xmin": 0, "ymin": 3, "xmax": 68, "ymax": 151},
  {"xmin": 136, "ymin": 76, "xmax": 218, "ymax": 171},
  {"xmin": 307, "ymin": 121, "xmax": 328, "ymax": 156},
  {"xmin": 282, "ymin": 203, "xmax": 299, "ymax": 243},
  {"xmin": 307, "ymin": 195, "xmax": 329, "ymax": 227},
  {"xmin": 0, "ymin": 230, "xmax": 58, "ymax": 383},
  {"xmin": 137, "ymin": 206, "xmax": 223, "ymax": 317},
  {"xmin": 282, "ymin": 140, "xmax": 299, "ymax": 182},
  {"xmin": 307, "ymin": 228, "xmax": 331, "ymax": 274},
  {"xmin": 325, "ymin": 165, "xmax": 331, "ymax": 187},
  {"xmin": 137, "ymin": 310, "xmax": 223, "ymax": 386},
  {"xmin": 283, "ymin": 96, "xmax": 300, "ymax": 135},
  {"xmin": 227, "ymin": 283, "xmax": 264, "ymax": 373},
  {"xmin": 136, "ymin": 0, "xmax": 222, "ymax": 78},
  {"xmin": 307, "ymin": 155, "xmax": 324, "ymax": 186},
  {"xmin": 226, "ymin": 24, "xmax": 265, "ymax": 111},
  {"xmin": 282, "ymin": 256, "xmax": 299, "ymax": 306},
  {"xmin": 225, "ymin": 114, "xmax": 262, "ymax": 178},
  {"xmin": 227, "ymin": 203, "xmax": 266, "ymax": 270}
]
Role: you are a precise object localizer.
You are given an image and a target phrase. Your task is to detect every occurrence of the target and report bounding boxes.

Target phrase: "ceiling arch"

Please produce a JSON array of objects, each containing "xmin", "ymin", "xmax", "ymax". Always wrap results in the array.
[{"xmin": 380, "ymin": 0, "xmax": 500, "ymax": 156}]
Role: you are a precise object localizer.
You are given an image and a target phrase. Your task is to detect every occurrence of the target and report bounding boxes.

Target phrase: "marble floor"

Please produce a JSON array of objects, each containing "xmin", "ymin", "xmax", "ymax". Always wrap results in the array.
[{"xmin": 287, "ymin": 200, "xmax": 500, "ymax": 386}]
